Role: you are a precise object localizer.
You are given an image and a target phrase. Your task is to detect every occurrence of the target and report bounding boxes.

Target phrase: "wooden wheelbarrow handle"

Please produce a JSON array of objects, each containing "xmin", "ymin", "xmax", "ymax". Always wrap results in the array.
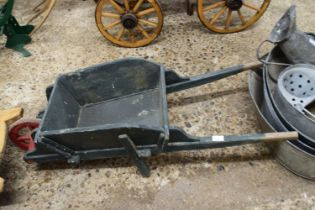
[
  {"xmin": 0, "ymin": 107, "xmax": 23, "ymax": 193},
  {"xmin": 260, "ymin": 131, "xmax": 298, "ymax": 142}
]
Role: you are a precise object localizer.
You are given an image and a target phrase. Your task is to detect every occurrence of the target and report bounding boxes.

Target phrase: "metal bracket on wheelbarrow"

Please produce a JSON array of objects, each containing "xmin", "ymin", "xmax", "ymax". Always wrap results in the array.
[{"xmin": 25, "ymin": 58, "xmax": 297, "ymax": 177}]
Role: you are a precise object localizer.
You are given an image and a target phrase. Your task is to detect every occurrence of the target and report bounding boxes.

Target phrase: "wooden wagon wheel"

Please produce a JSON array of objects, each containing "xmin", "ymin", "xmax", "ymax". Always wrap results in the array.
[
  {"xmin": 197, "ymin": 0, "xmax": 270, "ymax": 33},
  {"xmin": 95, "ymin": 0, "xmax": 164, "ymax": 48},
  {"xmin": 13, "ymin": 0, "xmax": 56, "ymax": 35},
  {"xmin": 28, "ymin": 0, "xmax": 56, "ymax": 35}
]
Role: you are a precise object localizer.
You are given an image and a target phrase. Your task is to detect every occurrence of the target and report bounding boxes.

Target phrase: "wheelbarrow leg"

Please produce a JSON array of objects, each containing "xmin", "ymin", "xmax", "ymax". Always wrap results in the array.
[{"xmin": 119, "ymin": 134, "xmax": 150, "ymax": 177}]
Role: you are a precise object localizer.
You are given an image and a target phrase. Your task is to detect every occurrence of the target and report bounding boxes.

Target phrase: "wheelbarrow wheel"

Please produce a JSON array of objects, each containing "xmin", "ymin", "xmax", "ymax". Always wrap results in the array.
[
  {"xmin": 8, "ymin": 119, "xmax": 40, "ymax": 151},
  {"xmin": 197, "ymin": 0, "xmax": 270, "ymax": 33},
  {"xmin": 95, "ymin": 0, "xmax": 164, "ymax": 47}
]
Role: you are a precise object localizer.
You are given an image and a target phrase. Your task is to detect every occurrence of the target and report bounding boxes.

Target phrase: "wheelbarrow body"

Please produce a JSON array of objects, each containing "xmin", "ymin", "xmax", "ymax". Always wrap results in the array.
[
  {"xmin": 34, "ymin": 59, "xmax": 168, "ymax": 152},
  {"xmin": 26, "ymin": 58, "xmax": 297, "ymax": 176}
]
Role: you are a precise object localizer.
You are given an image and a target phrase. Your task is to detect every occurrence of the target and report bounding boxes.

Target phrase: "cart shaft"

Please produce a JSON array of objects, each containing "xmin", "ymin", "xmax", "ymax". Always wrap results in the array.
[
  {"xmin": 166, "ymin": 62, "xmax": 262, "ymax": 93},
  {"xmin": 165, "ymin": 131, "xmax": 298, "ymax": 152},
  {"xmin": 25, "ymin": 131, "xmax": 298, "ymax": 177}
]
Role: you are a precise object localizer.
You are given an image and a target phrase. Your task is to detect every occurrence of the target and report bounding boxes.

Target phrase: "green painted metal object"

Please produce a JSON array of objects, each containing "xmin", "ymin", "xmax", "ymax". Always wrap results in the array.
[
  {"xmin": 0, "ymin": 0, "xmax": 34, "ymax": 56},
  {"xmin": 22, "ymin": 58, "xmax": 298, "ymax": 177}
]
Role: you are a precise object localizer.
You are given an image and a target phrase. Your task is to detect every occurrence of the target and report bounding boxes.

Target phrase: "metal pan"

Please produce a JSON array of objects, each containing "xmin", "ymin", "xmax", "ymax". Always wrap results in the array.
[
  {"xmin": 264, "ymin": 47, "xmax": 315, "ymax": 147},
  {"xmin": 248, "ymin": 71, "xmax": 315, "ymax": 180},
  {"xmin": 273, "ymin": 64, "xmax": 315, "ymax": 141}
]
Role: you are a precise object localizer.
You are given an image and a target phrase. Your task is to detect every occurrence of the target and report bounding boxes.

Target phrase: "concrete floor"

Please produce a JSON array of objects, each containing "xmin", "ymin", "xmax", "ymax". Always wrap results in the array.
[{"xmin": 1, "ymin": 0, "xmax": 315, "ymax": 209}]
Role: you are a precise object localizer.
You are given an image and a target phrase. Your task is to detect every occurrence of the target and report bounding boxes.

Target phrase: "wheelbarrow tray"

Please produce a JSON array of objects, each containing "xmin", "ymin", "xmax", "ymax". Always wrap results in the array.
[
  {"xmin": 37, "ymin": 59, "xmax": 168, "ymax": 150},
  {"xmin": 26, "ymin": 58, "xmax": 297, "ymax": 176}
]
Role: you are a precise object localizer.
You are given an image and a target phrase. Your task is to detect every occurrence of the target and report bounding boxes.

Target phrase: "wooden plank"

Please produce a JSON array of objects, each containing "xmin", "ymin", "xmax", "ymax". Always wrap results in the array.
[
  {"xmin": 0, "ymin": 177, "xmax": 4, "ymax": 193},
  {"xmin": 0, "ymin": 107, "xmax": 23, "ymax": 193}
]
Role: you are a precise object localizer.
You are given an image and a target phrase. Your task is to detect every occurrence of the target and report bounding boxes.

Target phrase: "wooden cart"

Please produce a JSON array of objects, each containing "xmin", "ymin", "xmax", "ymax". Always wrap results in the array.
[
  {"xmin": 95, "ymin": 0, "xmax": 271, "ymax": 47},
  {"xmin": 10, "ymin": 0, "xmax": 271, "ymax": 47}
]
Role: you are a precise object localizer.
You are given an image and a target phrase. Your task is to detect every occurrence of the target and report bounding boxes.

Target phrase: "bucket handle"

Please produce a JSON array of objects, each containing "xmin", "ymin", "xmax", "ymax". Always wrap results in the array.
[{"xmin": 256, "ymin": 40, "xmax": 291, "ymax": 67}]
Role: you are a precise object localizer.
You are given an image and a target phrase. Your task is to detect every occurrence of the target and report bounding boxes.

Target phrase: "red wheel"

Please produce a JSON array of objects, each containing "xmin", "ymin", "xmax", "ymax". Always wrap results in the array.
[{"xmin": 9, "ymin": 119, "xmax": 40, "ymax": 151}]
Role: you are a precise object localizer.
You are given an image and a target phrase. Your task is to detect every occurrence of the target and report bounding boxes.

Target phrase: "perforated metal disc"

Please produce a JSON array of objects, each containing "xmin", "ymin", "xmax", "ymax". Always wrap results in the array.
[{"xmin": 278, "ymin": 64, "xmax": 315, "ymax": 112}]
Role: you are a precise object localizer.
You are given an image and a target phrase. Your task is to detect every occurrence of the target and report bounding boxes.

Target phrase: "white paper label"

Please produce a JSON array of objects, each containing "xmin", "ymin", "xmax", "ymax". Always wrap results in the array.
[{"xmin": 212, "ymin": 136, "xmax": 224, "ymax": 142}]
